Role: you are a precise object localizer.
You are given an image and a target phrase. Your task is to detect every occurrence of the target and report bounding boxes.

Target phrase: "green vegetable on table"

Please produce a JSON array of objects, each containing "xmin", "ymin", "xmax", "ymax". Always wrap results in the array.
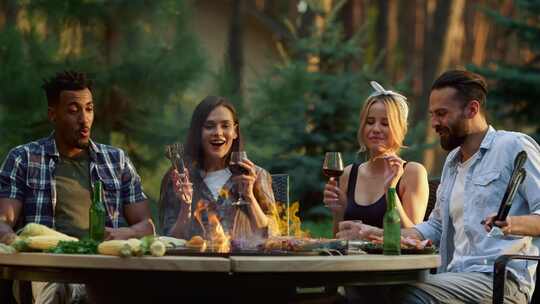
[{"xmin": 45, "ymin": 239, "xmax": 99, "ymax": 254}]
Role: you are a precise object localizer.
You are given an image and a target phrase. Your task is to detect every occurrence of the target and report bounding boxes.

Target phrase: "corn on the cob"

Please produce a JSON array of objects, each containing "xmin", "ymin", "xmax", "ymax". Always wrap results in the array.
[
  {"xmin": 19, "ymin": 223, "xmax": 72, "ymax": 239},
  {"xmin": 26, "ymin": 235, "xmax": 78, "ymax": 250},
  {"xmin": 98, "ymin": 240, "xmax": 133, "ymax": 257},
  {"xmin": 157, "ymin": 236, "xmax": 186, "ymax": 248},
  {"xmin": 127, "ymin": 238, "xmax": 142, "ymax": 256},
  {"xmin": 149, "ymin": 240, "xmax": 166, "ymax": 257},
  {"xmin": 0, "ymin": 243, "xmax": 16, "ymax": 254}
]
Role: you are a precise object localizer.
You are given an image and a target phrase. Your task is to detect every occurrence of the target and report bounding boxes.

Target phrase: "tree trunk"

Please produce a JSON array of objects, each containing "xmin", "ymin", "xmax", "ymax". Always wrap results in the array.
[
  {"xmin": 396, "ymin": 0, "xmax": 417, "ymax": 84},
  {"xmin": 342, "ymin": 0, "xmax": 364, "ymax": 39},
  {"xmin": 226, "ymin": 0, "xmax": 245, "ymax": 102},
  {"xmin": 0, "ymin": 0, "xmax": 17, "ymax": 29},
  {"xmin": 375, "ymin": 0, "xmax": 389, "ymax": 62},
  {"xmin": 386, "ymin": 0, "xmax": 398, "ymax": 79},
  {"xmin": 410, "ymin": 0, "xmax": 426, "ymax": 106},
  {"xmin": 100, "ymin": 12, "xmax": 123, "ymax": 145},
  {"xmin": 471, "ymin": 3, "xmax": 490, "ymax": 66},
  {"xmin": 420, "ymin": 0, "xmax": 466, "ymax": 175}
]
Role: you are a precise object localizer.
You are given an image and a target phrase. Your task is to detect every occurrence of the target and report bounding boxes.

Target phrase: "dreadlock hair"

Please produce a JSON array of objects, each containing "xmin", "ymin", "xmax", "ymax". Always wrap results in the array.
[{"xmin": 42, "ymin": 71, "xmax": 92, "ymax": 106}]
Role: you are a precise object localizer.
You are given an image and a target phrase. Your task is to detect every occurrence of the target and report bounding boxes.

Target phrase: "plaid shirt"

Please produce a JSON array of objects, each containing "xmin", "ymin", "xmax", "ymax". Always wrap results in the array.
[
  {"xmin": 159, "ymin": 164, "xmax": 278, "ymax": 238},
  {"xmin": 0, "ymin": 133, "xmax": 147, "ymax": 229}
]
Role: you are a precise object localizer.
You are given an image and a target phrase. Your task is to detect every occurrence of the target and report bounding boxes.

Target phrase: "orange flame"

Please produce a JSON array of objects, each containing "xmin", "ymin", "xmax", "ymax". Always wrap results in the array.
[
  {"xmin": 269, "ymin": 202, "xmax": 310, "ymax": 237},
  {"xmin": 192, "ymin": 199, "xmax": 231, "ymax": 253},
  {"xmin": 193, "ymin": 200, "xmax": 208, "ymax": 237},
  {"xmin": 208, "ymin": 211, "xmax": 231, "ymax": 253}
]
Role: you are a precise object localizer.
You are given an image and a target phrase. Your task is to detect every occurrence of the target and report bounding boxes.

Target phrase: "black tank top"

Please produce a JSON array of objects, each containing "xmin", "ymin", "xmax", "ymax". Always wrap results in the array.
[{"xmin": 343, "ymin": 163, "xmax": 404, "ymax": 228}]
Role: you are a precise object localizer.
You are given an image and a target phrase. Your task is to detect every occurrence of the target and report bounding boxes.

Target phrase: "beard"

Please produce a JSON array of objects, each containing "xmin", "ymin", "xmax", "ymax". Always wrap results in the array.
[
  {"xmin": 75, "ymin": 138, "xmax": 90, "ymax": 149},
  {"xmin": 436, "ymin": 119, "xmax": 468, "ymax": 151}
]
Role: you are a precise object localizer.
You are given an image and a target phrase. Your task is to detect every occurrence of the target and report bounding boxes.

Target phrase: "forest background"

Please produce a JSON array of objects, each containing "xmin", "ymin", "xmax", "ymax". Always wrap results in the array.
[{"xmin": 0, "ymin": 0, "xmax": 538, "ymax": 237}]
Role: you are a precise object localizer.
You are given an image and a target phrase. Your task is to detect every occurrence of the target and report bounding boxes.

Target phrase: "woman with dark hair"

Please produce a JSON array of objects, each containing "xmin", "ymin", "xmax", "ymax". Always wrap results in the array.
[{"xmin": 158, "ymin": 96, "xmax": 277, "ymax": 241}]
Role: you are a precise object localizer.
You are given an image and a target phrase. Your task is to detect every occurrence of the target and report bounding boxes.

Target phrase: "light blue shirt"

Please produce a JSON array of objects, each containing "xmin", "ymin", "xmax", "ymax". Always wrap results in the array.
[{"xmin": 415, "ymin": 126, "xmax": 540, "ymax": 298}]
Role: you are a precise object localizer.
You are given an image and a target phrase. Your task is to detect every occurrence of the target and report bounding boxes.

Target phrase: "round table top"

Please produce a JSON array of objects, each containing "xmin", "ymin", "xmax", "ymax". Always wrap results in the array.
[{"xmin": 0, "ymin": 252, "xmax": 440, "ymax": 273}]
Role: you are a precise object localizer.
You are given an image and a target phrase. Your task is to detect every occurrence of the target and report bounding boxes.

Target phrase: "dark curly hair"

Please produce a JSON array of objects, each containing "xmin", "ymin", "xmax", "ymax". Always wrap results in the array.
[{"xmin": 42, "ymin": 71, "xmax": 92, "ymax": 106}]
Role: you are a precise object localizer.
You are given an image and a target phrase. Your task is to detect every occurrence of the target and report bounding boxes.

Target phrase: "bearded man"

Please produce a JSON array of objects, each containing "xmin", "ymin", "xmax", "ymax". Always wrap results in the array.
[{"xmin": 338, "ymin": 70, "xmax": 540, "ymax": 303}]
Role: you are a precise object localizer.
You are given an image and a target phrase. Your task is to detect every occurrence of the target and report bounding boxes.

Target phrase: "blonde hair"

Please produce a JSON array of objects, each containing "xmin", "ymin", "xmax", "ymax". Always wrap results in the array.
[{"xmin": 357, "ymin": 94, "xmax": 408, "ymax": 155}]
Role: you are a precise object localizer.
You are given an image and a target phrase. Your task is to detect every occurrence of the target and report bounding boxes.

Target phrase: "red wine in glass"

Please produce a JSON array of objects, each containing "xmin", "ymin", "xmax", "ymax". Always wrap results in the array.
[
  {"xmin": 230, "ymin": 151, "xmax": 250, "ymax": 206},
  {"xmin": 322, "ymin": 152, "xmax": 344, "ymax": 180},
  {"xmin": 323, "ymin": 168, "xmax": 344, "ymax": 178},
  {"xmin": 229, "ymin": 163, "xmax": 250, "ymax": 176}
]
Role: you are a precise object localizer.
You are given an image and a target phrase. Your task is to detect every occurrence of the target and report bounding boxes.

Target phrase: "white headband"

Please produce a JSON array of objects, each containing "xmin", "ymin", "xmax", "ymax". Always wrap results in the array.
[{"xmin": 368, "ymin": 81, "xmax": 409, "ymax": 121}]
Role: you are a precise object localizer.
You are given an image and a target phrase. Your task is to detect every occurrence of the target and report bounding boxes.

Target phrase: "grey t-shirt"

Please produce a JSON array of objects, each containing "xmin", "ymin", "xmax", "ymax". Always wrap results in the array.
[{"xmin": 54, "ymin": 151, "xmax": 92, "ymax": 239}]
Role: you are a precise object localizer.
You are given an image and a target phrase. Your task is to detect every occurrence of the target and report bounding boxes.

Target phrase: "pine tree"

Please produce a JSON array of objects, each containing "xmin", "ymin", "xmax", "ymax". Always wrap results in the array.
[
  {"xmin": 0, "ymin": 0, "xmax": 206, "ymax": 200},
  {"xmin": 471, "ymin": 0, "xmax": 540, "ymax": 141}
]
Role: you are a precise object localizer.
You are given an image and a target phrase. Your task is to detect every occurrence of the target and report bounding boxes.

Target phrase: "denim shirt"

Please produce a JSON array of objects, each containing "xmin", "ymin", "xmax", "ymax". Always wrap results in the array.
[
  {"xmin": 415, "ymin": 126, "xmax": 540, "ymax": 298},
  {"xmin": 0, "ymin": 133, "xmax": 147, "ymax": 229}
]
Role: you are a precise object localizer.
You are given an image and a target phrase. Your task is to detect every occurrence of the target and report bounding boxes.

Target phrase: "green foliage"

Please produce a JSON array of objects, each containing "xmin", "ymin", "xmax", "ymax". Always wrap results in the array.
[
  {"xmin": 471, "ymin": 0, "xmax": 540, "ymax": 140},
  {"xmin": 302, "ymin": 219, "xmax": 333, "ymax": 239},
  {"xmin": 0, "ymin": 0, "xmax": 206, "ymax": 202}
]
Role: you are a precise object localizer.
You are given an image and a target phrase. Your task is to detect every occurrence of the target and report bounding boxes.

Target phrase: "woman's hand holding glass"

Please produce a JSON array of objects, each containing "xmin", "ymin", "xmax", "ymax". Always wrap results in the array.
[
  {"xmin": 230, "ymin": 151, "xmax": 257, "ymax": 206},
  {"xmin": 322, "ymin": 152, "xmax": 345, "ymax": 213},
  {"xmin": 235, "ymin": 159, "xmax": 257, "ymax": 200},
  {"xmin": 323, "ymin": 179, "xmax": 347, "ymax": 214}
]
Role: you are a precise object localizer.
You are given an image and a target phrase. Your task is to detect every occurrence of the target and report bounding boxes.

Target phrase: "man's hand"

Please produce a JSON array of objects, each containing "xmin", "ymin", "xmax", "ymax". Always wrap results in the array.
[
  {"xmin": 336, "ymin": 221, "xmax": 382, "ymax": 240},
  {"xmin": 482, "ymin": 213, "xmax": 512, "ymax": 235}
]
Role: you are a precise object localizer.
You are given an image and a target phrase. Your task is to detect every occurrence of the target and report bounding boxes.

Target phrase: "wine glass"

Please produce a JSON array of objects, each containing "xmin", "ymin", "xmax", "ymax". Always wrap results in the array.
[
  {"xmin": 230, "ymin": 151, "xmax": 250, "ymax": 206},
  {"xmin": 322, "ymin": 152, "xmax": 344, "ymax": 181}
]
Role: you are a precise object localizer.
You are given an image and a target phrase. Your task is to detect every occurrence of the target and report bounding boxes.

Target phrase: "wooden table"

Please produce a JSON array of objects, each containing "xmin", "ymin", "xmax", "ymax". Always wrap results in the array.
[
  {"xmin": 230, "ymin": 254, "xmax": 440, "ymax": 286},
  {"xmin": 0, "ymin": 253, "xmax": 440, "ymax": 303}
]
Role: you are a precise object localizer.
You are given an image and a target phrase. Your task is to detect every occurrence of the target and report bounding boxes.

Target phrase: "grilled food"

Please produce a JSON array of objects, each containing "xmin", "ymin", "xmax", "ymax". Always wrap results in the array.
[
  {"xmin": 261, "ymin": 237, "xmax": 346, "ymax": 253},
  {"xmin": 186, "ymin": 235, "xmax": 207, "ymax": 252}
]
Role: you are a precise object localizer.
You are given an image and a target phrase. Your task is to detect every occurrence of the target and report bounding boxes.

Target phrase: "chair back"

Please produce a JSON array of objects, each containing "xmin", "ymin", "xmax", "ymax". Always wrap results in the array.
[
  {"xmin": 271, "ymin": 174, "xmax": 290, "ymax": 236},
  {"xmin": 425, "ymin": 178, "xmax": 440, "ymax": 221},
  {"xmin": 271, "ymin": 174, "xmax": 290, "ymax": 205}
]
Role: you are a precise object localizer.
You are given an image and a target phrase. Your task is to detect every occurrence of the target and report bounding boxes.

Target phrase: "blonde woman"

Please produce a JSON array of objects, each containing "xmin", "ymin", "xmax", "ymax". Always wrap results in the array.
[{"xmin": 323, "ymin": 81, "xmax": 429, "ymax": 236}]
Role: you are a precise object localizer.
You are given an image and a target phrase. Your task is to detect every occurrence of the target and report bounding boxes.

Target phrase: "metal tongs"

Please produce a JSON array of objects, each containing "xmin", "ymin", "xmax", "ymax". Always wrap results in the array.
[
  {"xmin": 495, "ymin": 151, "xmax": 528, "ymax": 222},
  {"xmin": 165, "ymin": 143, "xmax": 186, "ymax": 174},
  {"xmin": 483, "ymin": 151, "xmax": 528, "ymax": 237}
]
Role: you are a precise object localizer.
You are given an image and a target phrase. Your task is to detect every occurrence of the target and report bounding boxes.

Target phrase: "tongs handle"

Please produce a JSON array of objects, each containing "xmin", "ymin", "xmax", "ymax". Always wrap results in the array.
[
  {"xmin": 514, "ymin": 151, "xmax": 528, "ymax": 171},
  {"xmin": 495, "ymin": 151, "xmax": 528, "ymax": 222}
]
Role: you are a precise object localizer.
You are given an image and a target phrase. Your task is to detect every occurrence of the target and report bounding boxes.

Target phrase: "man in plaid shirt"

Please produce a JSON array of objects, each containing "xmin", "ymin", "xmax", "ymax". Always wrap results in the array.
[{"xmin": 0, "ymin": 71, "xmax": 153, "ymax": 303}]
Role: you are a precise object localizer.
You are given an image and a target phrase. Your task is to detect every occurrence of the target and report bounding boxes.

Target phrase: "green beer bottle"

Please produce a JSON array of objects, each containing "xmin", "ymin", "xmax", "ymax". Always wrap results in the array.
[
  {"xmin": 383, "ymin": 187, "xmax": 401, "ymax": 255},
  {"xmin": 89, "ymin": 181, "xmax": 106, "ymax": 242}
]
